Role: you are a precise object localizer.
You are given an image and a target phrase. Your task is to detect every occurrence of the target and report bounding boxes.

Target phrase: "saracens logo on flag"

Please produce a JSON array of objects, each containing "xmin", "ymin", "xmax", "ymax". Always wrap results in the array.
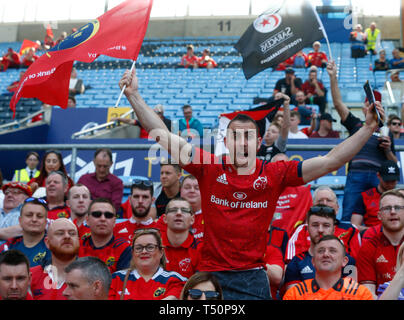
[
  {"xmin": 234, "ymin": 0, "xmax": 326, "ymax": 79},
  {"xmin": 253, "ymin": 14, "xmax": 282, "ymax": 34}
]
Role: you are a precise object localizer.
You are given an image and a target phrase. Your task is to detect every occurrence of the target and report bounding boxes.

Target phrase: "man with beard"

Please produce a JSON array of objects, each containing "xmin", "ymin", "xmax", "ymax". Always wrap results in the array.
[
  {"xmin": 0, "ymin": 198, "xmax": 50, "ymax": 267},
  {"xmin": 114, "ymin": 180, "xmax": 164, "ymax": 242},
  {"xmin": 30, "ymin": 218, "xmax": 80, "ymax": 300},
  {"xmin": 79, "ymin": 198, "xmax": 131, "ymax": 273},
  {"xmin": 284, "ymin": 204, "xmax": 357, "ymax": 293},
  {"xmin": 0, "ymin": 250, "xmax": 32, "ymax": 300},
  {"xmin": 357, "ymin": 189, "xmax": 404, "ymax": 298},
  {"xmin": 162, "ymin": 197, "xmax": 200, "ymax": 278},
  {"xmin": 66, "ymin": 184, "xmax": 92, "ymax": 239}
]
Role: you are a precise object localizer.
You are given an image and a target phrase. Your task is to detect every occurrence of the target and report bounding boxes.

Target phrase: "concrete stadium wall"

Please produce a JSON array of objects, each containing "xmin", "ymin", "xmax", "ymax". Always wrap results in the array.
[{"xmin": 0, "ymin": 15, "xmax": 400, "ymax": 43}]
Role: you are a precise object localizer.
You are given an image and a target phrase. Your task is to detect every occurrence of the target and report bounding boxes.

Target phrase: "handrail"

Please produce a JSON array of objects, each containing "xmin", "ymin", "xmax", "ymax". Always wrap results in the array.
[
  {"xmin": 2, "ymin": 143, "xmax": 404, "ymax": 182},
  {"xmin": 0, "ymin": 109, "xmax": 45, "ymax": 131},
  {"xmin": 71, "ymin": 109, "xmax": 135, "ymax": 139}
]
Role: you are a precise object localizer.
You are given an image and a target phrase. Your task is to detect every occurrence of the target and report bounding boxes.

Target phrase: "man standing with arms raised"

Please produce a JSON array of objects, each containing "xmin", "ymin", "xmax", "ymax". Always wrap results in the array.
[{"xmin": 119, "ymin": 66, "xmax": 385, "ymax": 300}]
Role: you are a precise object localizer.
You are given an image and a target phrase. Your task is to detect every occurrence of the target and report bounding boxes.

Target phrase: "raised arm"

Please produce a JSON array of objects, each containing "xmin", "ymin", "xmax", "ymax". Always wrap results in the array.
[
  {"xmin": 301, "ymin": 101, "xmax": 385, "ymax": 183},
  {"xmin": 326, "ymin": 61, "xmax": 350, "ymax": 122},
  {"xmin": 274, "ymin": 92, "xmax": 290, "ymax": 140},
  {"xmin": 119, "ymin": 68, "xmax": 192, "ymax": 166}
]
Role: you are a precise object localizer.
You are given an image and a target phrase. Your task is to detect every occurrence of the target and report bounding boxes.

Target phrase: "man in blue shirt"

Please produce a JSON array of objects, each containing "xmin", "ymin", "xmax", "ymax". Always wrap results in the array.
[
  {"xmin": 0, "ymin": 198, "xmax": 50, "ymax": 267},
  {"xmin": 0, "ymin": 182, "xmax": 32, "ymax": 244},
  {"xmin": 389, "ymin": 48, "xmax": 404, "ymax": 69},
  {"xmin": 178, "ymin": 104, "xmax": 203, "ymax": 138}
]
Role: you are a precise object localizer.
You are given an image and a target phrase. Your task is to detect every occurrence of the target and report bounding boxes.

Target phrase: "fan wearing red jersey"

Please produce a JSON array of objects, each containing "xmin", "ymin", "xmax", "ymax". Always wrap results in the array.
[
  {"xmin": 109, "ymin": 229, "xmax": 186, "ymax": 300},
  {"xmin": 271, "ymin": 153, "xmax": 313, "ymax": 237},
  {"xmin": 283, "ymin": 235, "xmax": 373, "ymax": 300},
  {"xmin": 66, "ymin": 184, "xmax": 92, "ymax": 239},
  {"xmin": 30, "ymin": 218, "xmax": 80, "ymax": 300},
  {"xmin": 357, "ymin": 189, "xmax": 404, "ymax": 298},
  {"xmin": 180, "ymin": 175, "xmax": 204, "ymax": 241},
  {"xmin": 351, "ymin": 160, "xmax": 400, "ymax": 233},
  {"xmin": 162, "ymin": 197, "xmax": 200, "ymax": 278},
  {"xmin": 45, "ymin": 171, "xmax": 71, "ymax": 220},
  {"xmin": 114, "ymin": 179, "xmax": 165, "ymax": 242},
  {"xmin": 120, "ymin": 65, "xmax": 385, "ymax": 299},
  {"xmin": 286, "ymin": 186, "xmax": 361, "ymax": 262},
  {"xmin": 79, "ymin": 198, "xmax": 132, "ymax": 273}
]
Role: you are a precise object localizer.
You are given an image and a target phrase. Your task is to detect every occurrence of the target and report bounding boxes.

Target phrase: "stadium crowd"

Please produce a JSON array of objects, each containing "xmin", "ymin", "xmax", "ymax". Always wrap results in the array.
[{"xmin": 1, "ymin": 20, "xmax": 404, "ymax": 301}]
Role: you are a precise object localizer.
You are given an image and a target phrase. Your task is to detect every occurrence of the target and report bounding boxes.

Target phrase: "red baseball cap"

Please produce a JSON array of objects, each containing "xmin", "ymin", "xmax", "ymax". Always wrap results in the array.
[
  {"xmin": 364, "ymin": 90, "xmax": 382, "ymax": 103},
  {"xmin": 2, "ymin": 182, "xmax": 32, "ymax": 197}
]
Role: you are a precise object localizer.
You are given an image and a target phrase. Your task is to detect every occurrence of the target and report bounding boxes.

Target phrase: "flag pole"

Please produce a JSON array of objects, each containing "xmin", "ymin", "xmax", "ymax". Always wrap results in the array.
[
  {"xmin": 311, "ymin": 2, "xmax": 333, "ymax": 62},
  {"xmin": 115, "ymin": 59, "xmax": 136, "ymax": 107}
]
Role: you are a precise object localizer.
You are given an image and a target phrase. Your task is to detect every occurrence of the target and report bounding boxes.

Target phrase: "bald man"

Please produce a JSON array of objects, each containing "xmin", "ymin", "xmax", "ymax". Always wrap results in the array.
[{"xmin": 30, "ymin": 218, "xmax": 80, "ymax": 300}]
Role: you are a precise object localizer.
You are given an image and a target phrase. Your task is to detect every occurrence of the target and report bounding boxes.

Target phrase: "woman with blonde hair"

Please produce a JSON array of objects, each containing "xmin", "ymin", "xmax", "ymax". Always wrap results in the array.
[{"xmin": 108, "ymin": 229, "xmax": 186, "ymax": 300}]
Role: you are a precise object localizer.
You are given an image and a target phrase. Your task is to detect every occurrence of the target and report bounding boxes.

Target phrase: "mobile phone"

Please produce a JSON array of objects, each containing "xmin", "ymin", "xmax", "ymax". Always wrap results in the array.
[{"xmin": 363, "ymin": 80, "xmax": 383, "ymax": 128}]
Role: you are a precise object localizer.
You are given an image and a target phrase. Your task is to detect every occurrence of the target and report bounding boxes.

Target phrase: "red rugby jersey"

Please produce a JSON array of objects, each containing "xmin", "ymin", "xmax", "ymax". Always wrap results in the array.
[
  {"xmin": 190, "ymin": 210, "xmax": 204, "ymax": 241},
  {"xmin": 286, "ymin": 222, "xmax": 361, "ymax": 262},
  {"xmin": 79, "ymin": 235, "xmax": 132, "ymax": 273},
  {"xmin": 47, "ymin": 204, "xmax": 71, "ymax": 220},
  {"xmin": 114, "ymin": 217, "xmax": 166, "ymax": 243},
  {"xmin": 353, "ymin": 187, "xmax": 382, "ymax": 227},
  {"xmin": 30, "ymin": 264, "xmax": 67, "ymax": 300},
  {"xmin": 272, "ymin": 185, "xmax": 313, "ymax": 237},
  {"xmin": 357, "ymin": 227, "xmax": 404, "ymax": 291},
  {"xmin": 161, "ymin": 231, "xmax": 201, "ymax": 278},
  {"xmin": 183, "ymin": 147, "xmax": 304, "ymax": 271},
  {"xmin": 109, "ymin": 267, "xmax": 186, "ymax": 300}
]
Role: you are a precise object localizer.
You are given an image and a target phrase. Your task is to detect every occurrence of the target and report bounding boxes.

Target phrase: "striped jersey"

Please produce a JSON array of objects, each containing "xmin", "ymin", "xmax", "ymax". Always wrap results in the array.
[
  {"xmin": 109, "ymin": 267, "xmax": 186, "ymax": 300},
  {"xmin": 283, "ymin": 277, "xmax": 374, "ymax": 300}
]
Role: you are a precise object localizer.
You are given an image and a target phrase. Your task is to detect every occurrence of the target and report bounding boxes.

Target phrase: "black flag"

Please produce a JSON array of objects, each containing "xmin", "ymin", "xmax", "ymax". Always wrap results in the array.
[{"xmin": 235, "ymin": 0, "xmax": 325, "ymax": 79}]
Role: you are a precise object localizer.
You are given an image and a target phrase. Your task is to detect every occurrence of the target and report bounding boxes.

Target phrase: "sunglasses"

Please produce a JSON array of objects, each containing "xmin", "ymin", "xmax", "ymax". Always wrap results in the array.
[
  {"xmin": 132, "ymin": 179, "xmax": 153, "ymax": 187},
  {"xmin": 391, "ymin": 122, "xmax": 401, "ymax": 126},
  {"xmin": 89, "ymin": 211, "xmax": 115, "ymax": 219},
  {"xmin": 24, "ymin": 197, "xmax": 48, "ymax": 209},
  {"xmin": 166, "ymin": 207, "xmax": 192, "ymax": 215},
  {"xmin": 309, "ymin": 206, "xmax": 335, "ymax": 215},
  {"xmin": 188, "ymin": 289, "xmax": 219, "ymax": 300}
]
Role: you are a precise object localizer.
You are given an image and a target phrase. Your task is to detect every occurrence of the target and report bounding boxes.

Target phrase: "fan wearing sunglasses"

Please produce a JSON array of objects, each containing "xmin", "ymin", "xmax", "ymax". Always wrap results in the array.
[
  {"xmin": 181, "ymin": 272, "xmax": 223, "ymax": 300},
  {"xmin": 387, "ymin": 115, "xmax": 403, "ymax": 139},
  {"xmin": 78, "ymin": 198, "xmax": 132, "ymax": 274}
]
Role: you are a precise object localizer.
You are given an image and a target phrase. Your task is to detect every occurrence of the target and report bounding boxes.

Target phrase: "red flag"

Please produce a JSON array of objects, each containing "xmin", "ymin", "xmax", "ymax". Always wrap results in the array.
[
  {"xmin": 19, "ymin": 39, "xmax": 40, "ymax": 55},
  {"xmin": 46, "ymin": 24, "xmax": 54, "ymax": 39},
  {"xmin": 10, "ymin": 0, "xmax": 153, "ymax": 116}
]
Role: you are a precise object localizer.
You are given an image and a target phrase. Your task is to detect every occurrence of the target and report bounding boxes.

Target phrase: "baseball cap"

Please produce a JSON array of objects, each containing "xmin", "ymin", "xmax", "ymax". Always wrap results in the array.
[
  {"xmin": 378, "ymin": 160, "xmax": 400, "ymax": 182},
  {"xmin": 2, "ymin": 182, "xmax": 32, "ymax": 197},
  {"xmin": 364, "ymin": 90, "xmax": 382, "ymax": 103},
  {"xmin": 285, "ymin": 67, "xmax": 295, "ymax": 74},
  {"xmin": 319, "ymin": 113, "xmax": 336, "ymax": 122}
]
